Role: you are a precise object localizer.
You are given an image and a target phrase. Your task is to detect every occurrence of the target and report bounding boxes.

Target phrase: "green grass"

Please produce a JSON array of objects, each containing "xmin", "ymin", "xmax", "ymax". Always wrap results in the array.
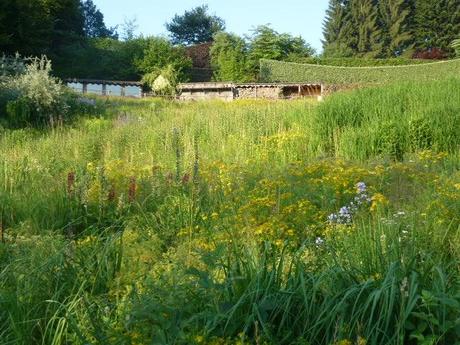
[
  {"xmin": 0, "ymin": 79, "xmax": 459, "ymax": 344},
  {"xmin": 259, "ymin": 58, "xmax": 460, "ymax": 85}
]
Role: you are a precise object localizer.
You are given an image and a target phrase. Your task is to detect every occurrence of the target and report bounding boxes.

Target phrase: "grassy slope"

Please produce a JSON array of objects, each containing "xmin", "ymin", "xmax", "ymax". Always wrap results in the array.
[
  {"xmin": 0, "ymin": 79, "xmax": 459, "ymax": 344},
  {"xmin": 260, "ymin": 58, "xmax": 460, "ymax": 84}
]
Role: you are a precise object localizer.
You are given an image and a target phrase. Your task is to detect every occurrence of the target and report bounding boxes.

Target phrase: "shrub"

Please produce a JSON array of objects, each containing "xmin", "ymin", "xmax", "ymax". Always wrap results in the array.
[
  {"xmin": 142, "ymin": 64, "xmax": 178, "ymax": 96},
  {"xmin": 0, "ymin": 56, "xmax": 71, "ymax": 127}
]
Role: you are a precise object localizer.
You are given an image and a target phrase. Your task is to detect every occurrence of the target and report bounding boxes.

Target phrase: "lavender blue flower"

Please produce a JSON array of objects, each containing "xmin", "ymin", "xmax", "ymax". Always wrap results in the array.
[
  {"xmin": 328, "ymin": 181, "xmax": 372, "ymax": 225},
  {"xmin": 356, "ymin": 182, "xmax": 367, "ymax": 193}
]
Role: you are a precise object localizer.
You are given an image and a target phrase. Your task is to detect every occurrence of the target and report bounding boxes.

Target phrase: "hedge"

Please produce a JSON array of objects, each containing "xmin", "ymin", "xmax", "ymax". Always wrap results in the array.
[
  {"xmin": 259, "ymin": 58, "xmax": 460, "ymax": 84},
  {"xmin": 284, "ymin": 57, "xmax": 429, "ymax": 67}
]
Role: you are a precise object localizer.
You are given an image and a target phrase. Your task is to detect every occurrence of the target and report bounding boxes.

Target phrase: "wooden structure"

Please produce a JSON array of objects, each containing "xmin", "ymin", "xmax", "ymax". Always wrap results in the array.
[
  {"xmin": 65, "ymin": 78, "xmax": 143, "ymax": 97},
  {"xmin": 178, "ymin": 82, "xmax": 323, "ymax": 101}
]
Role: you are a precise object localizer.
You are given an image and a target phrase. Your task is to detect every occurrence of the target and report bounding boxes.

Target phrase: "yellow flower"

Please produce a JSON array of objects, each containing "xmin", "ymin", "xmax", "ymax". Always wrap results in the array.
[
  {"xmin": 335, "ymin": 340, "xmax": 353, "ymax": 345},
  {"xmin": 370, "ymin": 193, "xmax": 388, "ymax": 212}
]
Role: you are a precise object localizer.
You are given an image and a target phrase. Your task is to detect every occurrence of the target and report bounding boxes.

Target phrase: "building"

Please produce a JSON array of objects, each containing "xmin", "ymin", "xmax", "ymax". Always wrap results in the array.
[{"xmin": 178, "ymin": 82, "xmax": 323, "ymax": 101}]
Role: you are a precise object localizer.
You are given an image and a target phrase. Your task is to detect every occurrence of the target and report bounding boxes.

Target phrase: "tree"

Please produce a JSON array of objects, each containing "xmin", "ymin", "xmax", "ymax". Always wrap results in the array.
[
  {"xmin": 82, "ymin": 0, "xmax": 117, "ymax": 38},
  {"xmin": 413, "ymin": 0, "xmax": 460, "ymax": 56},
  {"xmin": 452, "ymin": 38, "xmax": 460, "ymax": 57},
  {"xmin": 0, "ymin": 0, "xmax": 53, "ymax": 56},
  {"xmin": 248, "ymin": 25, "xmax": 315, "ymax": 71},
  {"xmin": 350, "ymin": 0, "xmax": 382, "ymax": 57},
  {"xmin": 322, "ymin": 0, "xmax": 355, "ymax": 57},
  {"xmin": 47, "ymin": 0, "xmax": 85, "ymax": 49},
  {"xmin": 166, "ymin": 5, "xmax": 225, "ymax": 45},
  {"xmin": 134, "ymin": 37, "xmax": 192, "ymax": 82},
  {"xmin": 210, "ymin": 32, "xmax": 252, "ymax": 82},
  {"xmin": 120, "ymin": 17, "xmax": 138, "ymax": 41},
  {"xmin": 378, "ymin": 0, "xmax": 412, "ymax": 57}
]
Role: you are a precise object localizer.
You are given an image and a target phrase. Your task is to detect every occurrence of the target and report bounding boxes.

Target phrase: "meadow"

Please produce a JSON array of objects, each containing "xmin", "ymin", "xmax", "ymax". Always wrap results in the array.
[{"xmin": 0, "ymin": 78, "xmax": 459, "ymax": 345}]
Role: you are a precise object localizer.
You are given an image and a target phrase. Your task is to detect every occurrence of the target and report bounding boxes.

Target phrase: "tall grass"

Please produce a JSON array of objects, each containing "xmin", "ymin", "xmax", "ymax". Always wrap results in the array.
[
  {"xmin": 0, "ymin": 78, "xmax": 459, "ymax": 344},
  {"xmin": 313, "ymin": 78, "xmax": 460, "ymax": 160}
]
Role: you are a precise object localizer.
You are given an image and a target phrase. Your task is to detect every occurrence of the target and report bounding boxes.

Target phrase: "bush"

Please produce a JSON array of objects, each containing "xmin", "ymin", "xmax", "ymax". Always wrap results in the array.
[
  {"xmin": 0, "ymin": 56, "xmax": 72, "ymax": 127},
  {"xmin": 142, "ymin": 64, "xmax": 178, "ymax": 96}
]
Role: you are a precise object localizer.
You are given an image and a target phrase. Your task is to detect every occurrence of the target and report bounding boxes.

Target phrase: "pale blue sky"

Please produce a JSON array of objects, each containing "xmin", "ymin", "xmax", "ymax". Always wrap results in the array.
[{"xmin": 93, "ymin": 0, "xmax": 330, "ymax": 52}]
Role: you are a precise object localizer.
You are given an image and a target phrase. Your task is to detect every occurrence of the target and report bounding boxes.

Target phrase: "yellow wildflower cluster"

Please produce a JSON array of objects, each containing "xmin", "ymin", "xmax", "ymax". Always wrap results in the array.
[{"xmin": 370, "ymin": 193, "xmax": 389, "ymax": 212}]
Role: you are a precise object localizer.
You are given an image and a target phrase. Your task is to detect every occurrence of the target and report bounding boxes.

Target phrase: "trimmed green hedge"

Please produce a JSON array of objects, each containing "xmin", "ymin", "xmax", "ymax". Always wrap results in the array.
[
  {"xmin": 284, "ymin": 57, "xmax": 429, "ymax": 67},
  {"xmin": 260, "ymin": 58, "xmax": 460, "ymax": 84}
]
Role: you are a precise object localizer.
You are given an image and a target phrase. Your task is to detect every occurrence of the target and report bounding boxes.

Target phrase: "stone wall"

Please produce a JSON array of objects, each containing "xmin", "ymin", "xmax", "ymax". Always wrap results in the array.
[
  {"xmin": 179, "ymin": 89, "xmax": 234, "ymax": 101},
  {"xmin": 236, "ymin": 86, "xmax": 282, "ymax": 99}
]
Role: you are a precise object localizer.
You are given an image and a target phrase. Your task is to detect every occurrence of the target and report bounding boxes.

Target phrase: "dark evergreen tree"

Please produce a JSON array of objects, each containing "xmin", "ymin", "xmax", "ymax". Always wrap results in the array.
[
  {"xmin": 322, "ymin": 0, "xmax": 459, "ymax": 58},
  {"xmin": 378, "ymin": 0, "xmax": 412, "ymax": 57},
  {"xmin": 47, "ymin": 0, "xmax": 85, "ymax": 50},
  {"xmin": 0, "ymin": 0, "xmax": 53, "ymax": 56},
  {"xmin": 322, "ymin": 0, "xmax": 354, "ymax": 57},
  {"xmin": 82, "ymin": 0, "xmax": 117, "ymax": 38},
  {"xmin": 413, "ymin": 0, "xmax": 460, "ymax": 56},
  {"xmin": 350, "ymin": 0, "xmax": 382, "ymax": 57}
]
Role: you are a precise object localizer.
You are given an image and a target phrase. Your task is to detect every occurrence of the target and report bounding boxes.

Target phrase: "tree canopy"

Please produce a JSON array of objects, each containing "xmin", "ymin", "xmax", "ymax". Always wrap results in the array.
[
  {"xmin": 82, "ymin": 0, "xmax": 117, "ymax": 39},
  {"xmin": 322, "ymin": 0, "xmax": 460, "ymax": 58},
  {"xmin": 210, "ymin": 26, "xmax": 315, "ymax": 82},
  {"xmin": 165, "ymin": 5, "xmax": 225, "ymax": 45}
]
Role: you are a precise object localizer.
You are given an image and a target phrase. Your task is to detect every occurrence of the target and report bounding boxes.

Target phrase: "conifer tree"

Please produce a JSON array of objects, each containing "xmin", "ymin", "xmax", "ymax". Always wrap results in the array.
[
  {"xmin": 379, "ymin": 0, "xmax": 412, "ymax": 57},
  {"xmin": 413, "ymin": 0, "xmax": 460, "ymax": 55},
  {"xmin": 349, "ymin": 0, "xmax": 382, "ymax": 57},
  {"xmin": 322, "ymin": 0, "xmax": 355, "ymax": 57}
]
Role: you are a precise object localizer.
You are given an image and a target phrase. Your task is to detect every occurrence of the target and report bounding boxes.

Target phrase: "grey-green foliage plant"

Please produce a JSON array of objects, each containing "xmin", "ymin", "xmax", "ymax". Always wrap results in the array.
[
  {"xmin": 1, "ymin": 56, "xmax": 70, "ymax": 126},
  {"xmin": 143, "ymin": 64, "xmax": 179, "ymax": 96}
]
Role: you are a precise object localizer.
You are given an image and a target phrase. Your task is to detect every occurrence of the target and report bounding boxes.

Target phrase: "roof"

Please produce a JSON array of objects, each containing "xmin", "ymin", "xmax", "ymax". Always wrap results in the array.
[
  {"xmin": 178, "ymin": 82, "xmax": 322, "ymax": 90},
  {"xmin": 65, "ymin": 78, "xmax": 142, "ymax": 87}
]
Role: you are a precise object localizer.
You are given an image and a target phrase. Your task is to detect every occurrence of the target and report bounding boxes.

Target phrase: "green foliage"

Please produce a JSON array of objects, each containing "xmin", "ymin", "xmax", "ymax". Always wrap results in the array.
[
  {"xmin": 259, "ymin": 58, "xmax": 460, "ymax": 85},
  {"xmin": 378, "ymin": 0, "xmax": 412, "ymax": 57},
  {"xmin": 413, "ymin": 0, "xmax": 460, "ymax": 55},
  {"xmin": 452, "ymin": 38, "xmax": 460, "ymax": 57},
  {"xmin": 143, "ymin": 65, "xmax": 179, "ymax": 95},
  {"xmin": 350, "ymin": 0, "xmax": 382, "ymax": 57},
  {"xmin": 0, "ymin": 0, "xmax": 119, "ymax": 78},
  {"xmin": 166, "ymin": 5, "xmax": 225, "ymax": 45},
  {"xmin": 312, "ymin": 78, "xmax": 460, "ymax": 159},
  {"xmin": 81, "ymin": 0, "xmax": 117, "ymax": 39},
  {"xmin": 1, "ymin": 79, "xmax": 460, "ymax": 343},
  {"xmin": 0, "ymin": 56, "xmax": 84, "ymax": 127},
  {"xmin": 248, "ymin": 25, "xmax": 315, "ymax": 74},
  {"xmin": 210, "ymin": 27, "xmax": 315, "ymax": 82},
  {"xmin": 134, "ymin": 37, "xmax": 192, "ymax": 83},
  {"xmin": 210, "ymin": 32, "xmax": 253, "ymax": 82},
  {"xmin": 53, "ymin": 36, "xmax": 192, "ymax": 82},
  {"xmin": 285, "ymin": 56, "xmax": 429, "ymax": 66},
  {"xmin": 322, "ymin": 0, "xmax": 460, "ymax": 58}
]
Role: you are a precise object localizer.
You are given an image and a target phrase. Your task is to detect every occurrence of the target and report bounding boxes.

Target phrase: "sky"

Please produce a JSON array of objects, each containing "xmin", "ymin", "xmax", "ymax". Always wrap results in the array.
[{"xmin": 93, "ymin": 0, "xmax": 330, "ymax": 52}]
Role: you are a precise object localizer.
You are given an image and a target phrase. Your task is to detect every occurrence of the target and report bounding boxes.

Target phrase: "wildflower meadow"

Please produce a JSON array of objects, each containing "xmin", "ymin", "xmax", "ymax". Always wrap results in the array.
[{"xmin": 0, "ymin": 78, "xmax": 459, "ymax": 345}]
